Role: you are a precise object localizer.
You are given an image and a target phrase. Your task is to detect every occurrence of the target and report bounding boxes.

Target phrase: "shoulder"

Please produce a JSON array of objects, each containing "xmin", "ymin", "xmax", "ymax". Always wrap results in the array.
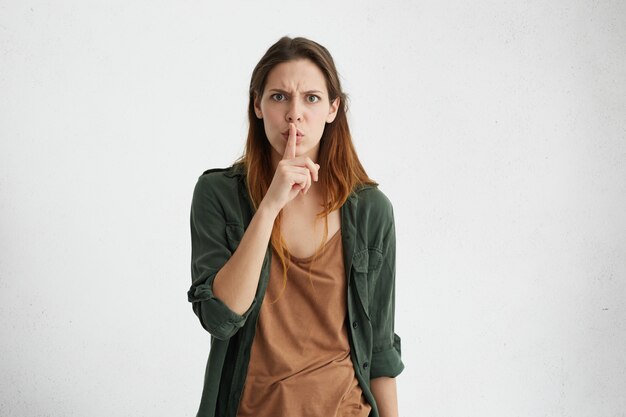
[
  {"xmin": 191, "ymin": 163, "xmax": 245, "ymax": 217},
  {"xmin": 195, "ymin": 163, "xmax": 243, "ymax": 193},
  {"xmin": 354, "ymin": 184, "xmax": 394, "ymax": 215},
  {"xmin": 352, "ymin": 184, "xmax": 395, "ymax": 229}
]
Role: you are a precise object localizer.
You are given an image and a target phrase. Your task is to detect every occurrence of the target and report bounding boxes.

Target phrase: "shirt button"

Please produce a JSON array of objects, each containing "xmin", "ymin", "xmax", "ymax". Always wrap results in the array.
[
  {"xmin": 363, "ymin": 362, "xmax": 369, "ymax": 369},
  {"xmin": 352, "ymin": 321, "xmax": 358, "ymax": 329}
]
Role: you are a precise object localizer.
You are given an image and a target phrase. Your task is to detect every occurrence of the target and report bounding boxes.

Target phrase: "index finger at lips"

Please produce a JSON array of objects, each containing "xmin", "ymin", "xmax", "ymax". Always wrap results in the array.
[{"xmin": 282, "ymin": 123, "xmax": 297, "ymax": 160}]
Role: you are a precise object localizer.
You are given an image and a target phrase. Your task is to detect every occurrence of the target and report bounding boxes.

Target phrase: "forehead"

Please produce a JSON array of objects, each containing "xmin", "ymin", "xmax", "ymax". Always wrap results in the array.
[{"xmin": 265, "ymin": 59, "xmax": 327, "ymax": 92}]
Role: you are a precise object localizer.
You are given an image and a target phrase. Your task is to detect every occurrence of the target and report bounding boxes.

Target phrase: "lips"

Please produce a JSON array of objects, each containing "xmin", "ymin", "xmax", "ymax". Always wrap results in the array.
[
  {"xmin": 282, "ymin": 128, "xmax": 304, "ymax": 137},
  {"xmin": 281, "ymin": 127, "xmax": 304, "ymax": 142},
  {"xmin": 281, "ymin": 132, "xmax": 303, "ymax": 143}
]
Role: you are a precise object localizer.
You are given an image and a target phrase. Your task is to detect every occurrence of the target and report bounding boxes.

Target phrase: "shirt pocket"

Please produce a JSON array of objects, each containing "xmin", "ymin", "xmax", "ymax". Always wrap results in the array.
[{"xmin": 351, "ymin": 248, "xmax": 383, "ymax": 321}]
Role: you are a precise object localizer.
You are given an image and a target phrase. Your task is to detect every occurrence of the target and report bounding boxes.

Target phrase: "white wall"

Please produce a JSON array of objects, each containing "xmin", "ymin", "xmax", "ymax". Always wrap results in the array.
[{"xmin": 1, "ymin": 1, "xmax": 625, "ymax": 416}]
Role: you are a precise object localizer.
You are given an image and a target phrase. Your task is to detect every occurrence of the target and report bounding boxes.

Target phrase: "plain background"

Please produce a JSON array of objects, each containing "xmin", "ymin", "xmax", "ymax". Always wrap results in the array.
[{"xmin": 1, "ymin": 1, "xmax": 625, "ymax": 416}]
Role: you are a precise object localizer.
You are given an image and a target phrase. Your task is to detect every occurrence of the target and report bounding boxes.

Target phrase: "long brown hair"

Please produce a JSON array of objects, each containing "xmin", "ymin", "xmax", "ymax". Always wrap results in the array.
[{"xmin": 232, "ymin": 36, "xmax": 378, "ymax": 303}]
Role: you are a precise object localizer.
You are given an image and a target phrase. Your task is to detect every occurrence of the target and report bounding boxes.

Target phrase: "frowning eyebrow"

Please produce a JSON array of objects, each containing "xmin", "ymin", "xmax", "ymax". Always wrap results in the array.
[{"xmin": 268, "ymin": 88, "xmax": 324, "ymax": 95}]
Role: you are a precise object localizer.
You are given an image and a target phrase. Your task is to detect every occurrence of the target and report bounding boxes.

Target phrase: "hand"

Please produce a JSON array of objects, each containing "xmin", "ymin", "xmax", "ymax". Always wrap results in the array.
[{"xmin": 261, "ymin": 122, "xmax": 320, "ymax": 214}]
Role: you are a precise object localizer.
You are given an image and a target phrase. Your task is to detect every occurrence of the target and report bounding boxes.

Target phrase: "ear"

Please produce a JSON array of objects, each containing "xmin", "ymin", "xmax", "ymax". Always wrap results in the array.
[
  {"xmin": 326, "ymin": 97, "xmax": 340, "ymax": 123},
  {"xmin": 253, "ymin": 94, "xmax": 263, "ymax": 119}
]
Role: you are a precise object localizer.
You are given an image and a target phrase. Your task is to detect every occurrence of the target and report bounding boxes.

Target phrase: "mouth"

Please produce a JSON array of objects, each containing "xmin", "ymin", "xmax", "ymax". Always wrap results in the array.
[
  {"xmin": 281, "ymin": 132, "xmax": 304, "ymax": 142},
  {"xmin": 281, "ymin": 128, "xmax": 304, "ymax": 137}
]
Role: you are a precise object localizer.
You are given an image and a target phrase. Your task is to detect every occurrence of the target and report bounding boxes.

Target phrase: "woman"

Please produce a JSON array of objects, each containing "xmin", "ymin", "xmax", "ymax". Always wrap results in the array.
[{"xmin": 188, "ymin": 36, "xmax": 404, "ymax": 417}]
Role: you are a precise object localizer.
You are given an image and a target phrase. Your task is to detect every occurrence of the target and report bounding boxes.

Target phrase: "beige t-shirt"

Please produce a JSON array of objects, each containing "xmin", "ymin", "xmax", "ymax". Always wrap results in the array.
[{"xmin": 236, "ymin": 229, "xmax": 372, "ymax": 417}]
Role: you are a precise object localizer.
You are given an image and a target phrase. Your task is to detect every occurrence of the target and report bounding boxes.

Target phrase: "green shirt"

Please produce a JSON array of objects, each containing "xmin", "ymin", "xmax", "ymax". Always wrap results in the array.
[{"xmin": 188, "ymin": 162, "xmax": 405, "ymax": 417}]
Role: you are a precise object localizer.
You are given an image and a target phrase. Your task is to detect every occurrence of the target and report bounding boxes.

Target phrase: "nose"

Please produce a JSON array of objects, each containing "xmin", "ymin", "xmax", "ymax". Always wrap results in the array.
[{"xmin": 286, "ymin": 99, "xmax": 302, "ymax": 122}]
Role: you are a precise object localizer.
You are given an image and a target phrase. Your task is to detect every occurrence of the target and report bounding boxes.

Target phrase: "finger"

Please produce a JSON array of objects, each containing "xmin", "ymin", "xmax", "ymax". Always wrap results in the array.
[
  {"xmin": 289, "ymin": 165, "xmax": 311, "ymax": 194},
  {"xmin": 286, "ymin": 166, "xmax": 311, "ymax": 178},
  {"xmin": 287, "ymin": 168, "xmax": 308, "ymax": 187},
  {"xmin": 303, "ymin": 171, "xmax": 312, "ymax": 195},
  {"xmin": 293, "ymin": 172, "xmax": 308, "ymax": 192},
  {"xmin": 292, "ymin": 156, "xmax": 319, "ymax": 182},
  {"xmin": 282, "ymin": 122, "xmax": 297, "ymax": 160},
  {"xmin": 301, "ymin": 157, "xmax": 320, "ymax": 182}
]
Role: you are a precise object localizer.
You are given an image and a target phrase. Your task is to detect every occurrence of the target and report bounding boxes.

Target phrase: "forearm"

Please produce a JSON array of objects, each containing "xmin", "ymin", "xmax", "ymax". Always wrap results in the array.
[
  {"xmin": 370, "ymin": 376, "xmax": 399, "ymax": 417},
  {"xmin": 212, "ymin": 202, "xmax": 278, "ymax": 315}
]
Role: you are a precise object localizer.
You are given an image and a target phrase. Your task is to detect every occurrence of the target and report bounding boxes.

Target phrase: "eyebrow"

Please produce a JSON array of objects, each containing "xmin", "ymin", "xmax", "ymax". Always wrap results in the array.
[{"xmin": 268, "ymin": 88, "xmax": 324, "ymax": 95}]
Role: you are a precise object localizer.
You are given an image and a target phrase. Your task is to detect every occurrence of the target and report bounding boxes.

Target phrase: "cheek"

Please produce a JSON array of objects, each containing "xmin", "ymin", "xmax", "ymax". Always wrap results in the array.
[
  {"xmin": 314, "ymin": 107, "xmax": 331, "ymax": 123},
  {"xmin": 264, "ymin": 112, "xmax": 283, "ymax": 129}
]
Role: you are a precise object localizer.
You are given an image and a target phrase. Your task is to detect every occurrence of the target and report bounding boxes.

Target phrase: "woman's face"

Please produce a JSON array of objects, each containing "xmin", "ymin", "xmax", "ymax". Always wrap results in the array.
[{"xmin": 254, "ymin": 58, "xmax": 340, "ymax": 167}]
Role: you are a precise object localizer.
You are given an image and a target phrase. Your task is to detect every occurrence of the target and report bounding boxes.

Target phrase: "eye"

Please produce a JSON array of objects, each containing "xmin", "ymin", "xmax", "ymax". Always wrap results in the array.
[
  {"xmin": 307, "ymin": 95, "xmax": 321, "ymax": 103},
  {"xmin": 270, "ymin": 93, "xmax": 286, "ymax": 102}
]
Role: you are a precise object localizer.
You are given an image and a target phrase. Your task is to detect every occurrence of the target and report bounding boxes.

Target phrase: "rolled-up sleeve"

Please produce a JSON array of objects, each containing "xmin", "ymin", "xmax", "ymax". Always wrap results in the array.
[
  {"xmin": 369, "ymin": 201, "xmax": 405, "ymax": 379},
  {"xmin": 187, "ymin": 174, "xmax": 256, "ymax": 340}
]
